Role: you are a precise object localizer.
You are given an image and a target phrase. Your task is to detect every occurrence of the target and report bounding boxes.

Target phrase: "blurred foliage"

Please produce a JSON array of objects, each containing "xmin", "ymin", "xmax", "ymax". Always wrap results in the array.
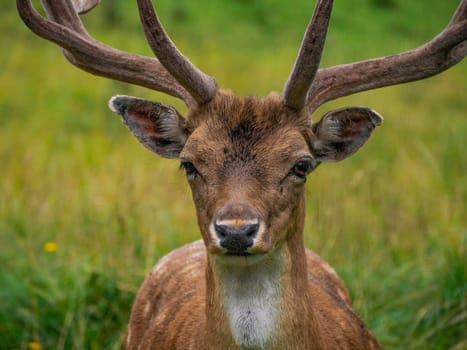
[{"xmin": 1, "ymin": 0, "xmax": 466, "ymax": 349}]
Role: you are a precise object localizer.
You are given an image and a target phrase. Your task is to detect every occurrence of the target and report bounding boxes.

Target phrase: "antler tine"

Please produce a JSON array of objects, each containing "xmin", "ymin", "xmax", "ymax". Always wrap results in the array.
[
  {"xmin": 17, "ymin": 0, "xmax": 194, "ymax": 105},
  {"xmin": 451, "ymin": 0, "xmax": 467, "ymax": 24},
  {"xmin": 306, "ymin": 0, "xmax": 467, "ymax": 112},
  {"xmin": 40, "ymin": 0, "xmax": 87, "ymax": 34},
  {"xmin": 137, "ymin": 0, "xmax": 218, "ymax": 105},
  {"xmin": 283, "ymin": 0, "xmax": 334, "ymax": 111},
  {"xmin": 71, "ymin": 0, "xmax": 101, "ymax": 15}
]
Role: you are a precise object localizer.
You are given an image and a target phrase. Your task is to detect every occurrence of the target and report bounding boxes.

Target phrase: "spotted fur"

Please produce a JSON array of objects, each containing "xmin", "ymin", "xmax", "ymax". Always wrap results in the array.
[{"xmin": 114, "ymin": 91, "xmax": 382, "ymax": 349}]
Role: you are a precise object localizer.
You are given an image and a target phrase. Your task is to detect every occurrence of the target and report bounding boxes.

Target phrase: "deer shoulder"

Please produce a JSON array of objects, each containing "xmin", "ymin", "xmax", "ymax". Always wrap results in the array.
[{"xmin": 126, "ymin": 240, "xmax": 379, "ymax": 349}]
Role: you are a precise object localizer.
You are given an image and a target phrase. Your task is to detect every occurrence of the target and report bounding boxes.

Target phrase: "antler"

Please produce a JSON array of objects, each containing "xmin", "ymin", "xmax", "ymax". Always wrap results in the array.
[
  {"xmin": 137, "ymin": 0, "xmax": 218, "ymax": 105},
  {"xmin": 283, "ymin": 0, "xmax": 333, "ymax": 110},
  {"xmin": 16, "ymin": 0, "xmax": 219, "ymax": 107},
  {"xmin": 306, "ymin": 0, "xmax": 467, "ymax": 111}
]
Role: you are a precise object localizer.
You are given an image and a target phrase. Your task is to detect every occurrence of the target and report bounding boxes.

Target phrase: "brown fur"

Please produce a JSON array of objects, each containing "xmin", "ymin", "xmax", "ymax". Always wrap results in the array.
[
  {"xmin": 126, "ymin": 241, "xmax": 379, "ymax": 349},
  {"xmin": 123, "ymin": 91, "xmax": 381, "ymax": 349}
]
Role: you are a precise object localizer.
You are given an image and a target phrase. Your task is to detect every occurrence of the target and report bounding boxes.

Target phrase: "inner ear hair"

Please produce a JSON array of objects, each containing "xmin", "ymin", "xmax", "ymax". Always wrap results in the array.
[
  {"xmin": 311, "ymin": 106, "xmax": 383, "ymax": 162},
  {"xmin": 109, "ymin": 95, "xmax": 188, "ymax": 159}
]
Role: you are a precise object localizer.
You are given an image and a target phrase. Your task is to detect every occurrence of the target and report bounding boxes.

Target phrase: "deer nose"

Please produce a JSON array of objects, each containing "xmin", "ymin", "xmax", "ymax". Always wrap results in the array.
[{"xmin": 214, "ymin": 221, "xmax": 259, "ymax": 255}]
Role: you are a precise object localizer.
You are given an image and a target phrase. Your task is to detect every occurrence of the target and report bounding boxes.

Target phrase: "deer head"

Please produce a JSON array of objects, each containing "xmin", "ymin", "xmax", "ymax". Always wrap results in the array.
[
  {"xmin": 109, "ymin": 91, "xmax": 383, "ymax": 262},
  {"xmin": 17, "ymin": 0, "xmax": 466, "ymax": 261}
]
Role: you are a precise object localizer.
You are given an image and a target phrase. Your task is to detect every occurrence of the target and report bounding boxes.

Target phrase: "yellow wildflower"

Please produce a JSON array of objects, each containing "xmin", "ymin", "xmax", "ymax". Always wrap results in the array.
[
  {"xmin": 44, "ymin": 241, "xmax": 58, "ymax": 253},
  {"xmin": 28, "ymin": 341, "xmax": 41, "ymax": 350}
]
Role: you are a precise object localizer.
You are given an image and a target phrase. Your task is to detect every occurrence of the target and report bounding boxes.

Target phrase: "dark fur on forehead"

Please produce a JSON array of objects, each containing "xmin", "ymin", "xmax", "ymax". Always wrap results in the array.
[
  {"xmin": 186, "ymin": 90, "xmax": 310, "ymax": 131},
  {"xmin": 185, "ymin": 91, "xmax": 312, "ymax": 177}
]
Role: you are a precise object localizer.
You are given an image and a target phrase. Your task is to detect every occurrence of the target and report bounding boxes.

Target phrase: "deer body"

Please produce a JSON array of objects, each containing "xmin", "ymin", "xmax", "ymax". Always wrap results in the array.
[
  {"xmin": 17, "ymin": 0, "xmax": 466, "ymax": 349},
  {"xmin": 128, "ymin": 240, "xmax": 378, "ymax": 349}
]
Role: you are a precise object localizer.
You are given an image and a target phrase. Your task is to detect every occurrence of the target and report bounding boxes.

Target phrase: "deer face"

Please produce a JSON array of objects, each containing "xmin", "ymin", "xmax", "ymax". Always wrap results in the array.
[
  {"xmin": 110, "ymin": 90, "xmax": 382, "ymax": 264},
  {"xmin": 181, "ymin": 93, "xmax": 316, "ymax": 262}
]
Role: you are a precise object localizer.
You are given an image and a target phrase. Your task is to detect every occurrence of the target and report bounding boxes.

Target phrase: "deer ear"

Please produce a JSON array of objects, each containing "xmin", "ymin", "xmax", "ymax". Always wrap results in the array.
[
  {"xmin": 109, "ymin": 95, "xmax": 188, "ymax": 159},
  {"xmin": 311, "ymin": 107, "xmax": 383, "ymax": 162}
]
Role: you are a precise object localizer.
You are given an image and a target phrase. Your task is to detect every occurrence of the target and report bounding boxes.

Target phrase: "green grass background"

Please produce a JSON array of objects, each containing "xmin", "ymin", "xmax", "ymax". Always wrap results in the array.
[{"xmin": 1, "ymin": 0, "xmax": 466, "ymax": 349}]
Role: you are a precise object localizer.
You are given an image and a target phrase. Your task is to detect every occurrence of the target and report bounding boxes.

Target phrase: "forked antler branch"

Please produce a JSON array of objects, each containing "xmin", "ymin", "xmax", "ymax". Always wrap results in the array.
[
  {"xmin": 305, "ymin": 0, "xmax": 467, "ymax": 111},
  {"xmin": 18, "ymin": 0, "xmax": 466, "ymax": 112},
  {"xmin": 16, "ymin": 0, "xmax": 219, "ymax": 107}
]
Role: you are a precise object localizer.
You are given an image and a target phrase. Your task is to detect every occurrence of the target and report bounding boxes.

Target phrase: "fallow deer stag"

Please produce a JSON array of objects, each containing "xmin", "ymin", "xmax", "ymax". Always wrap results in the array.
[{"xmin": 18, "ymin": 0, "xmax": 466, "ymax": 349}]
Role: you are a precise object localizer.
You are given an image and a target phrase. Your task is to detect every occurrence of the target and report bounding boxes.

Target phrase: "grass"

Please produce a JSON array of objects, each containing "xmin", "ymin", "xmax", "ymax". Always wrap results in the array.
[{"xmin": 1, "ymin": 0, "xmax": 466, "ymax": 349}]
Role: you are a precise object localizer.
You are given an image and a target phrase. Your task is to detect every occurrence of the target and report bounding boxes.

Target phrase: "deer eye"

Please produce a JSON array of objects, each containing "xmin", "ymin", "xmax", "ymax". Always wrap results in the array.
[
  {"xmin": 290, "ymin": 158, "xmax": 314, "ymax": 180},
  {"xmin": 180, "ymin": 161, "xmax": 199, "ymax": 178}
]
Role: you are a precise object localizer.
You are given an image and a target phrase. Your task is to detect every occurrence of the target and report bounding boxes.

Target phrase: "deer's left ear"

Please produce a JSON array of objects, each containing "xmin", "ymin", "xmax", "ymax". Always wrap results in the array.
[
  {"xmin": 109, "ymin": 95, "xmax": 188, "ymax": 159},
  {"xmin": 311, "ymin": 107, "xmax": 383, "ymax": 162}
]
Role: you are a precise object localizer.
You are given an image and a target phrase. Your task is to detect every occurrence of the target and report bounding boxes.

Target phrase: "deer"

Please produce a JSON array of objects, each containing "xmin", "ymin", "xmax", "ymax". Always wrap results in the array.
[{"xmin": 17, "ymin": 0, "xmax": 466, "ymax": 349}]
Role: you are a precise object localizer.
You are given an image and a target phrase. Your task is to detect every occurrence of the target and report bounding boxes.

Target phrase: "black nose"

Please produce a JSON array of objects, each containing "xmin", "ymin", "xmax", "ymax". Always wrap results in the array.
[{"xmin": 215, "ymin": 223, "xmax": 259, "ymax": 255}]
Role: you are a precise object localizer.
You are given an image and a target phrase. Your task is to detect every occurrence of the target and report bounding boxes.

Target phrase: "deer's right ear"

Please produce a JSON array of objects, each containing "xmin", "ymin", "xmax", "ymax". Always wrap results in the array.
[{"xmin": 109, "ymin": 95, "xmax": 188, "ymax": 159}]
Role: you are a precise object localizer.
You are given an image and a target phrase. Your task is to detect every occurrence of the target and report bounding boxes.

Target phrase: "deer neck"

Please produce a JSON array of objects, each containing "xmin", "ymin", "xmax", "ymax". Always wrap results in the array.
[{"xmin": 205, "ymin": 196, "xmax": 323, "ymax": 349}]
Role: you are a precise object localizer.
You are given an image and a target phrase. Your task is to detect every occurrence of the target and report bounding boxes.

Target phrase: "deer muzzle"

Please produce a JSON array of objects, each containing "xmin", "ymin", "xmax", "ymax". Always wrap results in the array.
[{"xmin": 210, "ymin": 203, "xmax": 265, "ymax": 256}]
